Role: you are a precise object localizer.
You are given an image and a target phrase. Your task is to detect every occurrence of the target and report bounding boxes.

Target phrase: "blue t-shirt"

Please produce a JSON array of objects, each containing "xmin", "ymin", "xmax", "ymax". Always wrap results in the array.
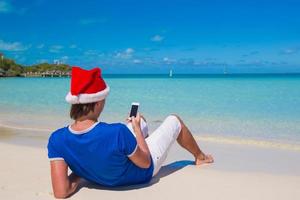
[{"xmin": 47, "ymin": 122, "xmax": 154, "ymax": 186}]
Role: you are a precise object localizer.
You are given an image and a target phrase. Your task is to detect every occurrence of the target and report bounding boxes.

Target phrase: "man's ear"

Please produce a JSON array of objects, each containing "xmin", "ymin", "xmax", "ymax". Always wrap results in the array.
[
  {"xmin": 98, "ymin": 100, "xmax": 105, "ymax": 106},
  {"xmin": 95, "ymin": 102, "xmax": 100, "ymax": 109},
  {"xmin": 95, "ymin": 101, "xmax": 103, "ymax": 108}
]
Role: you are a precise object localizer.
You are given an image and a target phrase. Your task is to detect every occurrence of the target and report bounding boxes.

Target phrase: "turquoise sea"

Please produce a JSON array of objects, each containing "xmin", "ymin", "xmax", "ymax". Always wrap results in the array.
[{"xmin": 1, "ymin": 74, "xmax": 300, "ymax": 147}]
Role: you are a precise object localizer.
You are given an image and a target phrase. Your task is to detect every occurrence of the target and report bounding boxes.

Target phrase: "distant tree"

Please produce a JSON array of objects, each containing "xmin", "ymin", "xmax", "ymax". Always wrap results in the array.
[{"xmin": 0, "ymin": 54, "xmax": 71, "ymax": 77}]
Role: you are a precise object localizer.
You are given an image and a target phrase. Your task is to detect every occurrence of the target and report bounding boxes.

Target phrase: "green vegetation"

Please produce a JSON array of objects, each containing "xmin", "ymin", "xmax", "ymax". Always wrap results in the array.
[
  {"xmin": 0, "ymin": 54, "xmax": 71, "ymax": 77},
  {"xmin": 0, "ymin": 56, "xmax": 23, "ymax": 76}
]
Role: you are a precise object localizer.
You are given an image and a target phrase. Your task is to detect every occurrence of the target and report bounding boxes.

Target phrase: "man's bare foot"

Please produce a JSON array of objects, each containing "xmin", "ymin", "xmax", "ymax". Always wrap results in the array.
[{"xmin": 195, "ymin": 154, "xmax": 214, "ymax": 165}]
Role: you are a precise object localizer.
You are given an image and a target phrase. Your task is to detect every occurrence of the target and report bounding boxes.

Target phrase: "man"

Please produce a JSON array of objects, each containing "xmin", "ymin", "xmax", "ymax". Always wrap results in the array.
[{"xmin": 47, "ymin": 66, "xmax": 213, "ymax": 199}]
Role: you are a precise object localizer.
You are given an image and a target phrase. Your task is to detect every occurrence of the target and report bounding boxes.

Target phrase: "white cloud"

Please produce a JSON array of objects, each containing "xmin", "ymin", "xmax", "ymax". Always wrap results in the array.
[
  {"xmin": 133, "ymin": 59, "xmax": 142, "ymax": 64},
  {"xmin": 69, "ymin": 44, "xmax": 77, "ymax": 49},
  {"xmin": 49, "ymin": 45, "xmax": 64, "ymax": 53},
  {"xmin": 125, "ymin": 48, "xmax": 134, "ymax": 54},
  {"xmin": 280, "ymin": 48, "xmax": 299, "ymax": 55},
  {"xmin": 163, "ymin": 57, "xmax": 176, "ymax": 64},
  {"xmin": 151, "ymin": 35, "xmax": 164, "ymax": 42},
  {"xmin": 51, "ymin": 56, "xmax": 69, "ymax": 64},
  {"xmin": 283, "ymin": 49, "xmax": 294, "ymax": 54},
  {"xmin": 0, "ymin": 1, "xmax": 29, "ymax": 15},
  {"xmin": 193, "ymin": 61, "xmax": 226, "ymax": 66},
  {"xmin": 0, "ymin": 39, "xmax": 30, "ymax": 51},
  {"xmin": 0, "ymin": 1, "xmax": 12, "ymax": 13},
  {"xmin": 177, "ymin": 58, "xmax": 195, "ymax": 65},
  {"xmin": 79, "ymin": 18, "xmax": 107, "ymax": 25},
  {"xmin": 84, "ymin": 50, "xmax": 104, "ymax": 58},
  {"xmin": 36, "ymin": 44, "xmax": 44, "ymax": 49},
  {"xmin": 61, "ymin": 56, "xmax": 69, "ymax": 60},
  {"xmin": 115, "ymin": 48, "xmax": 134, "ymax": 59},
  {"xmin": 84, "ymin": 50, "xmax": 97, "ymax": 56}
]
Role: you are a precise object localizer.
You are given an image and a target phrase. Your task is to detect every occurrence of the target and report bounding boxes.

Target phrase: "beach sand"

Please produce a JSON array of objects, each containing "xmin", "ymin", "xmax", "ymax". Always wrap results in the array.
[{"xmin": 0, "ymin": 127, "xmax": 300, "ymax": 200}]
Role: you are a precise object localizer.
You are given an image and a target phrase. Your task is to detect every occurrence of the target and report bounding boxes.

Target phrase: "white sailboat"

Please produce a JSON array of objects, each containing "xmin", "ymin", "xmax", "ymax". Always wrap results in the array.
[
  {"xmin": 223, "ymin": 65, "xmax": 227, "ymax": 75},
  {"xmin": 169, "ymin": 69, "xmax": 173, "ymax": 77}
]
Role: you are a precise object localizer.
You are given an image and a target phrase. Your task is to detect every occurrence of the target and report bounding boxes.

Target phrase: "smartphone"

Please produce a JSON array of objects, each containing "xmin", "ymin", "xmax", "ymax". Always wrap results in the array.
[{"xmin": 129, "ymin": 102, "xmax": 139, "ymax": 117}]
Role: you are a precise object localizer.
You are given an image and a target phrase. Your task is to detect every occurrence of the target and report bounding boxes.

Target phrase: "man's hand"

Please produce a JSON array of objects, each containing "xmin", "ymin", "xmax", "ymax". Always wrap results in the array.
[
  {"xmin": 126, "ymin": 113, "xmax": 151, "ymax": 168},
  {"xmin": 125, "ymin": 113, "xmax": 147, "ymax": 123},
  {"xmin": 131, "ymin": 113, "xmax": 142, "ymax": 133}
]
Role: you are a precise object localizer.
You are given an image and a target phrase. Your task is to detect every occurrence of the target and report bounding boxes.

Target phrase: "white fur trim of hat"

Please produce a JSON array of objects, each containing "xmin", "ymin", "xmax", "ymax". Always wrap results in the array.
[{"xmin": 65, "ymin": 86, "xmax": 110, "ymax": 104}]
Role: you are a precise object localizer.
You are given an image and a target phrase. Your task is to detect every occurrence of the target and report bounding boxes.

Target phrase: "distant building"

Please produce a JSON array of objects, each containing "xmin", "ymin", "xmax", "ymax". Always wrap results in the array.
[
  {"xmin": 0, "ymin": 53, "xmax": 4, "ymax": 77},
  {"xmin": 53, "ymin": 59, "xmax": 61, "ymax": 65},
  {"xmin": 0, "ymin": 68, "xmax": 5, "ymax": 77}
]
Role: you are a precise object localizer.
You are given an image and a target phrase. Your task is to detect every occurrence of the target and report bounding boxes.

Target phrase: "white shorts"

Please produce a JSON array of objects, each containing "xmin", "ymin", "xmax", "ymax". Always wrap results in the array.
[{"xmin": 127, "ymin": 115, "xmax": 182, "ymax": 176}]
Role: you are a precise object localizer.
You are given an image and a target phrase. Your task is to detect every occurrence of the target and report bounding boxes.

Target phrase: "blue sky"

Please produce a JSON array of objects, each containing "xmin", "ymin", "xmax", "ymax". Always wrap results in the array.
[{"xmin": 0, "ymin": 0, "xmax": 300, "ymax": 73}]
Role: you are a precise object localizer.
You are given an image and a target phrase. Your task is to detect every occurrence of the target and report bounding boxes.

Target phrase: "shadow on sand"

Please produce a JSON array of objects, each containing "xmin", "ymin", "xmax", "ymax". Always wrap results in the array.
[{"xmin": 76, "ymin": 160, "xmax": 194, "ymax": 193}]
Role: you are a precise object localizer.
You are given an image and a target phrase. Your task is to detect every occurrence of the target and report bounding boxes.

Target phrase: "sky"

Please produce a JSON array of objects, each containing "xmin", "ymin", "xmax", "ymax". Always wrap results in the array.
[{"xmin": 0, "ymin": 0, "xmax": 300, "ymax": 74}]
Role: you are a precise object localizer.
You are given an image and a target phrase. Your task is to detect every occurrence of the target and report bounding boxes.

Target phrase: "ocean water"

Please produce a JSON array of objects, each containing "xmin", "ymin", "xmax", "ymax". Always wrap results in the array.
[{"xmin": 0, "ymin": 74, "xmax": 300, "ymax": 147}]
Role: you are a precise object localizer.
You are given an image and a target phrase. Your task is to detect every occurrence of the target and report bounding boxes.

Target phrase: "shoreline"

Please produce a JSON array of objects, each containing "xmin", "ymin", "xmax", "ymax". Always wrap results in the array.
[
  {"xmin": 1, "ymin": 123, "xmax": 300, "ymax": 152},
  {"xmin": 1, "ymin": 73, "xmax": 300, "ymax": 78}
]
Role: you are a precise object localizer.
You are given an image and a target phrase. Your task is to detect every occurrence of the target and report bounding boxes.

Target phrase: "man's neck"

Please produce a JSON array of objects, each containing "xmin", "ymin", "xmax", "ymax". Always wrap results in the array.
[{"xmin": 71, "ymin": 119, "xmax": 98, "ymax": 131}]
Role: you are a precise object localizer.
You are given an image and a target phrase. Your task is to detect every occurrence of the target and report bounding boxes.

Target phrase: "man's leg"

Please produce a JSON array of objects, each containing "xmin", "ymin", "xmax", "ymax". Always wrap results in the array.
[
  {"xmin": 173, "ymin": 115, "xmax": 214, "ymax": 165},
  {"xmin": 146, "ymin": 115, "xmax": 214, "ymax": 176}
]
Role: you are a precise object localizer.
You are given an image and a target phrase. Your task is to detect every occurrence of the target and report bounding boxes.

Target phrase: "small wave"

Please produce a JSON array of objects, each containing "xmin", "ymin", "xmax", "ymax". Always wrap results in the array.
[
  {"xmin": 195, "ymin": 135, "xmax": 300, "ymax": 152},
  {"xmin": 1, "ymin": 122, "xmax": 300, "ymax": 152},
  {"xmin": 0, "ymin": 123, "xmax": 52, "ymax": 132}
]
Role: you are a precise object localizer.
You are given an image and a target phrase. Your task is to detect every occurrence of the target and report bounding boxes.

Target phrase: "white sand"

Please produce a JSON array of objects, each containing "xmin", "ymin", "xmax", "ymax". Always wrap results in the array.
[{"xmin": 1, "ymin": 136, "xmax": 300, "ymax": 200}]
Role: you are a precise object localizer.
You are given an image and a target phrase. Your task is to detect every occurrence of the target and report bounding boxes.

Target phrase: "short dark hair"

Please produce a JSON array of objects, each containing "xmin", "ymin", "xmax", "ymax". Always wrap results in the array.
[{"xmin": 70, "ymin": 103, "xmax": 96, "ymax": 120}]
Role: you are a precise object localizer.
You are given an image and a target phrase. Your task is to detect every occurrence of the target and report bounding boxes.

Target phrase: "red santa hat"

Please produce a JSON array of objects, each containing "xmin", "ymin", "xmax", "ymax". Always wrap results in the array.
[{"xmin": 65, "ymin": 66, "xmax": 110, "ymax": 104}]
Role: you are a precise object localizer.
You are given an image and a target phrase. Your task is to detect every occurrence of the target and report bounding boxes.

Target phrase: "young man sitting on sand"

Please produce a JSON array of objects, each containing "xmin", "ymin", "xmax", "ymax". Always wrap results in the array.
[{"xmin": 47, "ymin": 66, "xmax": 214, "ymax": 199}]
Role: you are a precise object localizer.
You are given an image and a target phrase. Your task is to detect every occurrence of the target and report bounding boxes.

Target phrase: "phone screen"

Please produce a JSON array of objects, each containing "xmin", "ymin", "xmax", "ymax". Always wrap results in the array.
[{"xmin": 129, "ymin": 104, "xmax": 139, "ymax": 117}]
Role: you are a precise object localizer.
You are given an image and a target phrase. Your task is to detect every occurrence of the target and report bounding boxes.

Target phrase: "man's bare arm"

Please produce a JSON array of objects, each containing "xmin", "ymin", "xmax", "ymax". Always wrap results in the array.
[
  {"xmin": 50, "ymin": 160, "xmax": 80, "ymax": 199},
  {"xmin": 128, "ymin": 113, "xmax": 151, "ymax": 168}
]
